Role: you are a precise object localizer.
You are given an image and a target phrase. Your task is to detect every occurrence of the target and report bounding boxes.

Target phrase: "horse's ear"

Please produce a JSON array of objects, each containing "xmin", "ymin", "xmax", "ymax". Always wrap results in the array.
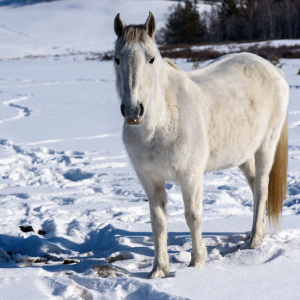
[
  {"xmin": 114, "ymin": 13, "xmax": 125, "ymax": 37},
  {"xmin": 145, "ymin": 12, "xmax": 156, "ymax": 38}
]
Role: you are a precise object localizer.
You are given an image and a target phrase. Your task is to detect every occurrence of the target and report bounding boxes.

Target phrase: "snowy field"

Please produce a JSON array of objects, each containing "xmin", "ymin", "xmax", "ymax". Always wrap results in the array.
[{"xmin": 0, "ymin": 1, "xmax": 300, "ymax": 299}]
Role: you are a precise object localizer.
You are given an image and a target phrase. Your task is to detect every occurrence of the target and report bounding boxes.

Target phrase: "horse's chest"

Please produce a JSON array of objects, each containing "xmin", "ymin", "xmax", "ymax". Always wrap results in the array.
[{"xmin": 125, "ymin": 139, "xmax": 177, "ymax": 181}]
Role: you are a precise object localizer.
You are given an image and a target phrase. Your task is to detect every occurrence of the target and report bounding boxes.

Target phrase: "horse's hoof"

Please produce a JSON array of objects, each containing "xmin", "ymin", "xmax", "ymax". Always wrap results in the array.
[
  {"xmin": 188, "ymin": 259, "xmax": 205, "ymax": 268},
  {"xmin": 147, "ymin": 267, "xmax": 169, "ymax": 279},
  {"xmin": 248, "ymin": 237, "xmax": 263, "ymax": 249}
]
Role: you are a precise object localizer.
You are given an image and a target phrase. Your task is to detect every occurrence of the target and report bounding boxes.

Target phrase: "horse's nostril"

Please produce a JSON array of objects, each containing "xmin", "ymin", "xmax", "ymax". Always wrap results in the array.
[
  {"xmin": 121, "ymin": 104, "xmax": 126, "ymax": 117},
  {"xmin": 139, "ymin": 103, "xmax": 144, "ymax": 117}
]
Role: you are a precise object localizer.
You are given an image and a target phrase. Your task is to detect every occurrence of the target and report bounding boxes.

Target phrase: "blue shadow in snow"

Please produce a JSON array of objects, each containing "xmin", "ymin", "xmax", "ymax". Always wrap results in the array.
[{"xmin": 0, "ymin": 225, "xmax": 246, "ymax": 280}]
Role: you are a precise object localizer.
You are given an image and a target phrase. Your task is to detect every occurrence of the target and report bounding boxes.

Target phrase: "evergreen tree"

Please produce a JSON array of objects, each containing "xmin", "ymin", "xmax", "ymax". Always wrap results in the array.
[
  {"xmin": 164, "ymin": 0, "xmax": 206, "ymax": 44},
  {"xmin": 161, "ymin": 0, "xmax": 300, "ymax": 44},
  {"xmin": 218, "ymin": 0, "xmax": 243, "ymax": 41}
]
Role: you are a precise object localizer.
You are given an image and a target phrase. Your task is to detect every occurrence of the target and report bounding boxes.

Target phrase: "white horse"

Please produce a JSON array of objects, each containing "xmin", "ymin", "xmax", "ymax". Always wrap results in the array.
[{"xmin": 114, "ymin": 12, "xmax": 289, "ymax": 279}]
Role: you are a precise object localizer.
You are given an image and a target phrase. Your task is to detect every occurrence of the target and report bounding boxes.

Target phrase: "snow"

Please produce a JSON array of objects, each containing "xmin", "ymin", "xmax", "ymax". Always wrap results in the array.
[
  {"xmin": 0, "ymin": 0, "xmax": 211, "ymax": 60},
  {"xmin": 0, "ymin": 1, "xmax": 299, "ymax": 299},
  {"xmin": 191, "ymin": 39, "xmax": 300, "ymax": 54}
]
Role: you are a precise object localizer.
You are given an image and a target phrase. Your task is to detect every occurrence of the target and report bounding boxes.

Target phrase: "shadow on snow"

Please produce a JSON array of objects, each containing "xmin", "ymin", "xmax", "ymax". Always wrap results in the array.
[{"xmin": 0, "ymin": 225, "xmax": 247, "ymax": 278}]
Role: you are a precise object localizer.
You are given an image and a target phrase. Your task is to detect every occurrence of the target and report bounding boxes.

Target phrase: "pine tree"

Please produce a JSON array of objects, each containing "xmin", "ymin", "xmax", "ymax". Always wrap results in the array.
[
  {"xmin": 218, "ymin": 0, "xmax": 242, "ymax": 41},
  {"xmin": 164, "ymin": 0, "xmax": 206, "ymax": 44}
]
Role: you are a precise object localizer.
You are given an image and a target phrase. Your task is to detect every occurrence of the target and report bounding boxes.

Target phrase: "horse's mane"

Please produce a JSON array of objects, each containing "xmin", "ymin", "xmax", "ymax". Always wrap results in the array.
[{"xmin": 164, "ymin": 59, "xmax": 181, "ymax": 71}]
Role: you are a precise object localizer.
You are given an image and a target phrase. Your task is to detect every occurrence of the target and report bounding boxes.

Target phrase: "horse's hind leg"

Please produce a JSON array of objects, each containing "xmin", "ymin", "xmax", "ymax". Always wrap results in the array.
[
  {"xmin": 250, "ymin": 143, "xmax": 278, "ymax": 249},
  {"xmin": 239, "ymin": 155, "xmax": 255, "ymax": 194},
  {"xmin": 136, "ymin": 172, "xmax": 169, "ymax": 279},
  {"xmin": 239, "ymin": 157, "xmax": 256, "ymax": 241},
  {"xmin": 180, "ymin": 172, "xmax": 207, "ymax": 268}
]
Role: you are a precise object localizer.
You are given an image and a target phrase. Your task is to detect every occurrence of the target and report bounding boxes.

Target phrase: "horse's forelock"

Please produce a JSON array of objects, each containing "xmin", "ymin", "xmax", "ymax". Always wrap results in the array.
[
  {"xmin": 122, "ymin": 25, "xmax": 148, "ymax": 44},
  {"xmin": 115, "ymin": 25, "xmax": 156, "ymax": 55}
]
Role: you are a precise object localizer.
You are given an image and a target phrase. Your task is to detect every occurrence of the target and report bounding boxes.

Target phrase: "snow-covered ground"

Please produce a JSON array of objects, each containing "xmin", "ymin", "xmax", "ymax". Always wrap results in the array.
[
  {"xmin": 190, "ymin": 39, "xmax": 300, "ymax": 54},
  {"xmin": 0, "ymin": 0, "xmax": 212, "ymax": 60},
  {"xmin": 0, "ymin": 1, "xmax": 300, "ymax": 299}
]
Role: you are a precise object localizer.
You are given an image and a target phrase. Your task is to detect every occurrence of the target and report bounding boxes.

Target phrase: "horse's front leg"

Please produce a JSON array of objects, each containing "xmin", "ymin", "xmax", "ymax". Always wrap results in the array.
[
  {"xmin": 137, "ymin": 172, "xmax": 169, "ymax": 279},
  {"xmin": 180, "ymin": 172, "xmax": 207, "ymax": 268}
]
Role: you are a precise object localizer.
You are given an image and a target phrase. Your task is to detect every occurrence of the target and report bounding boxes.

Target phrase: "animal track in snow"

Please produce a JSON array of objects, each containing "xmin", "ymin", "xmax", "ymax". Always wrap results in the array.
[{"xmin": 0, "ymin": 95, "xmax": 33, "ymax": 124}]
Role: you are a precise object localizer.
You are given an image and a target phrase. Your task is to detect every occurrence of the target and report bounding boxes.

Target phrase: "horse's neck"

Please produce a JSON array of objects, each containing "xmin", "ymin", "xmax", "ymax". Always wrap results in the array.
[{"xmin": 142, "ymin": 63, "xmax": 180, "ymax": 140}]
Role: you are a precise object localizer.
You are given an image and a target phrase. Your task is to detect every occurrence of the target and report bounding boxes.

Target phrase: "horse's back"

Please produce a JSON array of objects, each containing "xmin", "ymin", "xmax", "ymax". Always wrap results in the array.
[{"xmin": 189, "ymin": 52, "xmax": 287, "ymax": 90}]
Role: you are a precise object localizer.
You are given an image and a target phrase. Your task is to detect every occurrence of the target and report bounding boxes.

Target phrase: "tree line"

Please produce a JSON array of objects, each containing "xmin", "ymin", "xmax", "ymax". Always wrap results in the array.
[{"xmin": 159, "ymin": 0, "xmax": 300, "ymax": 44}]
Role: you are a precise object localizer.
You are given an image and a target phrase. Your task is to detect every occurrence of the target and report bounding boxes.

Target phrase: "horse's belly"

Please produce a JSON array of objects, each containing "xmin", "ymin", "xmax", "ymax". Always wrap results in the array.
[
  {"xmin": 205, "ymin": 122, "xmax": 265, "ymax": 172},
  {"xmin": 206, "ymin": 135, "xmax": 263, "ymax": 172},
  {"xmin": 205, "ymin": 149, "xmax": 252, "ymax": 172}
]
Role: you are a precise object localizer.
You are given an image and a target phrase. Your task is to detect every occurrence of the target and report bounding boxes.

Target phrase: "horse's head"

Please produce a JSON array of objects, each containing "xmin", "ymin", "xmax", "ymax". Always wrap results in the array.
[{"xmin": 114, "ymin": 12, "xmax": 159, "ymax": 126}]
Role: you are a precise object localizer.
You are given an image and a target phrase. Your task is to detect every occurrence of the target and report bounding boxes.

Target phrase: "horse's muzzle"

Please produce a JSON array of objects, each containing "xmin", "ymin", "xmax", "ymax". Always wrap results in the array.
[
  {"xmin": 124, "ymin": 118, "xmax": 142, "ymax": 125},
  {"xmin": 121, "ymin": 102, "xmax": 144, "ymax": 126}
]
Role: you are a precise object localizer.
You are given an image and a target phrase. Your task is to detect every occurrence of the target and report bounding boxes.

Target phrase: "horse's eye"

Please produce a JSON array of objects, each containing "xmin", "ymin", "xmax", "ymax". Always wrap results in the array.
[
  {"xmin": 115, "ymin": 57, "xmax": 120, "ymax": 65},
  {"xmin": 149, "ymin": 57, "xmax": 155, "ymax": 64}
]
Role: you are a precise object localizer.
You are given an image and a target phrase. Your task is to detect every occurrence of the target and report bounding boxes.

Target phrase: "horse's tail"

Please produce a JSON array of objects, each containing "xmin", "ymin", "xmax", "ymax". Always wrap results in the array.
[{"xmin": 268, "ymin": 115, "xmax": 288, "ymax": 227}]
